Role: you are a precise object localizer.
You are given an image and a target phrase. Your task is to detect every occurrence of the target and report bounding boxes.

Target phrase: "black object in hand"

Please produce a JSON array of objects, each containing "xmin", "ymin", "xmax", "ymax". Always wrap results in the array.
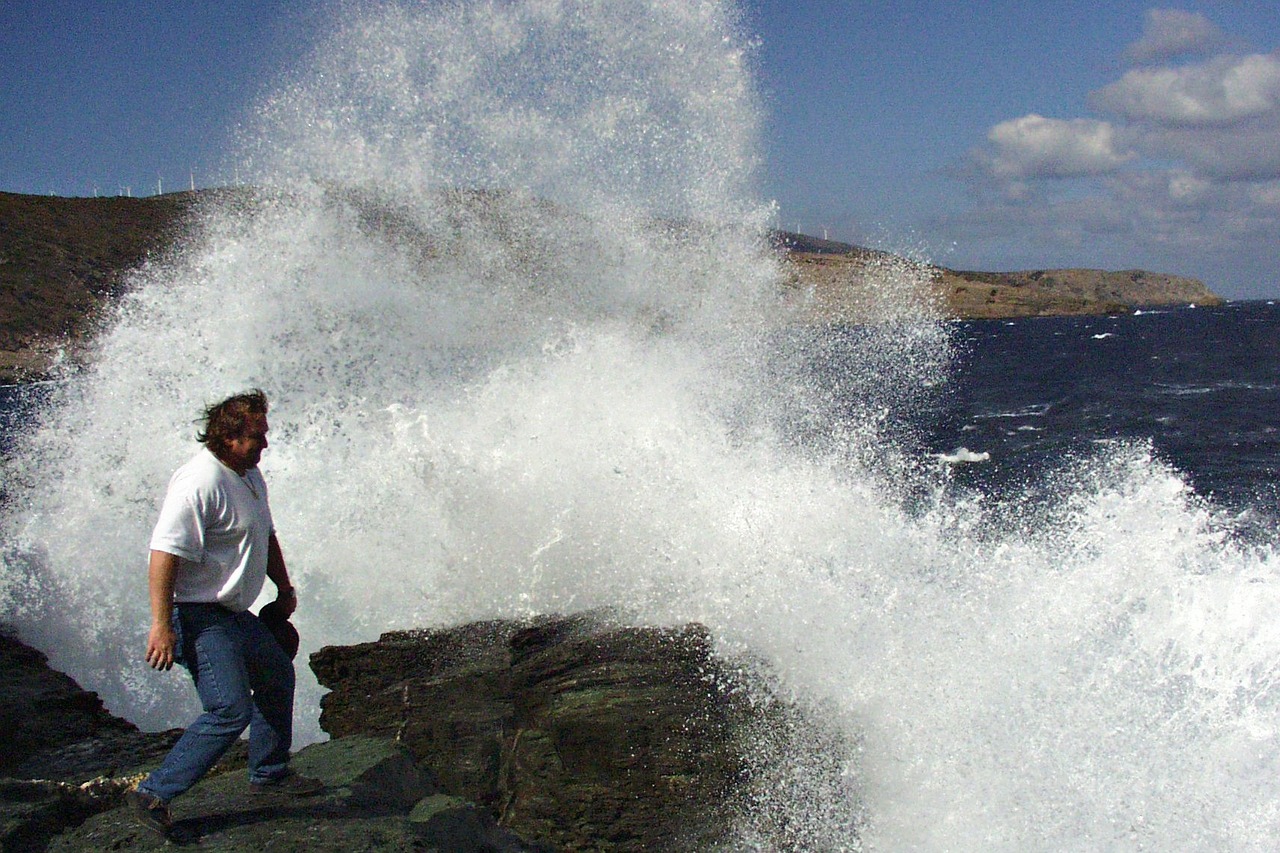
[{"xmin": 258, "ymin": 599, "xmax": 300, "ymax": 660}]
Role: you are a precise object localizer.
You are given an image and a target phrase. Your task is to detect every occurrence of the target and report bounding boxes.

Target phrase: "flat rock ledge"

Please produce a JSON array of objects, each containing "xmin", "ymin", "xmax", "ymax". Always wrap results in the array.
[
  {"xmin": 2, "ymin": 614, "xmax": 856, "ymax": 851},
  {"xmin": 43, "ymin": 735, "xmax": 547, "ymax": 852}
]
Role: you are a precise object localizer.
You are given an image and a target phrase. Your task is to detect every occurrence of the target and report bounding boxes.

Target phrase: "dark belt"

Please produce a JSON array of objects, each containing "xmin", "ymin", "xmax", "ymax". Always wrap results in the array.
[{"xmin": 174, "ymin": 601, "xmax": 236, "ymax": 614}]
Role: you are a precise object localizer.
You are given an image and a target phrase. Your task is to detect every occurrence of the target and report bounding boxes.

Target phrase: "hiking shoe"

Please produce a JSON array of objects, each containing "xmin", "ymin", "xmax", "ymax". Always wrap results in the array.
[
  {"xmin": 249, "ymin": 769, "xmax": 325, "ymax": 796},
  {"xmin": 127, "ymin": 788, "xmax": 195, "ymax": 843}
]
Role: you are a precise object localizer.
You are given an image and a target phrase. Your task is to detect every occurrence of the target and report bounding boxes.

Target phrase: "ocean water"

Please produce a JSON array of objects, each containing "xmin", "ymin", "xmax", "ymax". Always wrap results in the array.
[
  {"xmin": 924, "ymin": 302, "xmax": 1280, "ymax": 530},
  {"xmin": 2, "ymin": 2, "xmax": 1279, "ymax": 849}
]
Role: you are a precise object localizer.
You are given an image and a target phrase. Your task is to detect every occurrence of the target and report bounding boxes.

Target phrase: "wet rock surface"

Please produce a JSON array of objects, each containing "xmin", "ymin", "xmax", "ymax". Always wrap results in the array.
[
  {"xmin": 0, "ymin": 636, "xmax": 547, "ymax": 853},
  {"xmin": 3, "ymin": 615, "xmax": 856, "ymax": 850},
  {"xmin": 0, "ymin": 629, "xmax": 179, "ymax": 851},
  {"xmin": 310, "ymin": 613, "xmax": 844, "ymax": 851},
  {"xmin": 0, "ymin": 630, "xmax": 177, "ymax": 783},
  {"xmin": 47, "ymin": 736, "xmax": 549, "ymax": 852}
]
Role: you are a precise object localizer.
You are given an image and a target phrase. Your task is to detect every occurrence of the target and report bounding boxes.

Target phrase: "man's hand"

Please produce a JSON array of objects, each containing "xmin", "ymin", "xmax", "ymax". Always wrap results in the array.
[
  {"xmin": 146, "ymin": 622, "xmax": 178, "ymax": 670},
  {"xmin": 276, "ymin": 585, "xmax": 298, "ymax": 618}
]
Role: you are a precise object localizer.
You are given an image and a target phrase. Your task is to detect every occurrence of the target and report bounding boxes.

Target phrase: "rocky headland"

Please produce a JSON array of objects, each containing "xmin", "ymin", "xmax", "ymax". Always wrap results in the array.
[
  {"xmin": 0, "ymin": 190, "xmax": 1225, "ymax": 383},
  {"xmin": 0, "ymin": 613, "xmax": 853, "ymax": 851},
  {"xmin": 775, "ymin": 232, "xmax": 1222, "ymax": 322}
]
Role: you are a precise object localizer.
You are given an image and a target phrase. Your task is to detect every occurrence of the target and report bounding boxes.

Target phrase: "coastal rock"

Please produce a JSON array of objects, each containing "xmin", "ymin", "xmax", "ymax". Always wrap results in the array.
[
  {"xmin": 310, "ymin": 613, "xmax": 853, "ymax": 851},
  {"xmin": 0, "ymin": 630, "xmax": 179, "ymax": 783},
  {"xmin": 0, "ymin": 625, "xmax": 546, "ymax": 851},
  {"xmin": 46, "ymin": 736, "xmax": 549, "ymax": 852},
  {"xmin": 1, "ymin": 617, "xmax": 857, "ymax": 850},
  {"xmin": 310, "ymin": 615, "xmax": 745, "ymax": 850},
  {"xmin": 0, "ymin": 627, "xmax": 165, "ymax": 845},
  {"xmin": 1, "ymin": 777, "xmax": 141, "ymax": 853},
  {"xmin": 0, "ymin": 629, "xmax": 194, "ymax": 850}
]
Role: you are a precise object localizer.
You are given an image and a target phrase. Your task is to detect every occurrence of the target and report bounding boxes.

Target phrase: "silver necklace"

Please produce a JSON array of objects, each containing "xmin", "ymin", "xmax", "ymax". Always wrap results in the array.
[{"xmin": 238, "ymin": 472, "xmax": 260, "ymax": 499}]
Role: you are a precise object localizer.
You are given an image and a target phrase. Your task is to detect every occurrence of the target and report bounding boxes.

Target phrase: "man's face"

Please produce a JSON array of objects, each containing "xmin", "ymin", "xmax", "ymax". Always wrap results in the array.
[{"xmin": 224, "ymin": 413, "xmax": 269, "ymax": 473}]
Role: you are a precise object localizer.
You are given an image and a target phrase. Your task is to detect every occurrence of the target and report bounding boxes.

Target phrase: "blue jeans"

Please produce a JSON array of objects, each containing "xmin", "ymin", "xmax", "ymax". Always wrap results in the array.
[{"xmin": 138, "ymin": 603, "xmax": 295, "ymax": 802}]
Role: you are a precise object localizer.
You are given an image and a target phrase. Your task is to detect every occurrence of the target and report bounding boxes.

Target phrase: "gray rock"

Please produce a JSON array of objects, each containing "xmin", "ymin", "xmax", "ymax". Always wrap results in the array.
[
  {"xmin": 0, "ymin": 628, "xmax": 546, "ymax": 851},
  {"xmin": 3, "ymin": 613, "xmax": 861, "ymax": 850},
  {"xmin": 0, "ymin": 629, "xmax": 188, "ymax": 851},
  {"xmin": 46, "ymin": 737, "xmax": 548, "ymax": 851},
  {"xmin": 290, "ymin": 734, "xmax": 435, "ymax": 812},
  {"xmin": 0, "ymin": 777, "xmax": 139, "ymax": 853},
  {"xmin": 310, "ymin": 613, "xmax": 858, "ymax": 851},
  {"xmin": 410, "ymin": 794, "xmax": 555, "ymax": 853},
  {"xmin": 0, "ymin": 630, "xmax": 178, "ymax": 783}
]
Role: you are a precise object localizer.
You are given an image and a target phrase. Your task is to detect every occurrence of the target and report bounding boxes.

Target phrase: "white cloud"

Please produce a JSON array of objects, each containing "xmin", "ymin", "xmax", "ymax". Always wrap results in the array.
[
  {"xmin": 1125, "ymin": 8, "xmax": 1225, "ymax": 64},
  {"xmin": 1139, "ymin": 124, "xmax": 1280, "ymax": 180},
  {"xmin": 1091, "ymin": 53, "xmax": 1280, "ymax": 126},
  {"xmin": 1166, "ymin": 170, "xmax": 1212, "ymax": 202},
  {"xmin": 950, "ymin": 11, "xmax": 1280, "ymax": 296},
  {"xmin": 1106, "ymin": 171, "xmax": 1280, "ymax": 246},
  {"xmin": 982, "ymin": 114, "xmax": 1134, "ymax": 179},
  {"xmin": 1251, "ymin": 181, "xmax": 1280, "ymax": 207}
]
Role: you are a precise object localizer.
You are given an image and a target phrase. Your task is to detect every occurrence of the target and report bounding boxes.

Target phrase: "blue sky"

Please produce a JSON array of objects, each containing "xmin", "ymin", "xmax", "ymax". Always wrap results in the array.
[{"xmin": 3, "ymin": 1, "xmax": 1278, "ymax": 298}]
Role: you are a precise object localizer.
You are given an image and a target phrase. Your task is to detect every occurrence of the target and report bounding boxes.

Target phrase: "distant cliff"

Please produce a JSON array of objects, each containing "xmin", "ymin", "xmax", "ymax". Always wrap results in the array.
[
  {"xmin": 0, "ymin": 191, "xmax": 1225, "ymax": 382},
  {"xmin": 777, "ymin": 234, "xmax": 1223, "ymax": 323}
]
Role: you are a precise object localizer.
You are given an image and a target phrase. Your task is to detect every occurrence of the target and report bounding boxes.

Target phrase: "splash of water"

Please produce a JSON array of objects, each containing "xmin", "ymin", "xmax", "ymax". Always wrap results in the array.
[{"xmin": 3, "ymin": 1, "xmax": 1279, "ymax": 849}]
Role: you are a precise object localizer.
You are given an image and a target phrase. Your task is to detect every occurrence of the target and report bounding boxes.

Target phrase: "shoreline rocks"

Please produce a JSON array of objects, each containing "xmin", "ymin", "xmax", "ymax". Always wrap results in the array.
[
  {"xmin": 0, "ymin": 629, "xmax": 183, "ymax": 851},
  {"xmin": 0, "ymin": 631, "xmax": 180, "ymax": 784},
  {"xmin": 1, "ymin": 614, "xmax": 859, "ymax": 850},
  {"xmin": 310, "ymin": 612, "xmax": 856, "ymax": 850},
  {"xmin": 46, "ymin": 736, "xmax": 551, "ymax": 852}
]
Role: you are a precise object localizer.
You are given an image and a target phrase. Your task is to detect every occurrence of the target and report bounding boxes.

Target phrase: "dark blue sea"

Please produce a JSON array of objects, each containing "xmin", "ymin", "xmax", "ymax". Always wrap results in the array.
[{"xmin": 921, "ymin": 300, "xmax": 1280, "ymax": 530}]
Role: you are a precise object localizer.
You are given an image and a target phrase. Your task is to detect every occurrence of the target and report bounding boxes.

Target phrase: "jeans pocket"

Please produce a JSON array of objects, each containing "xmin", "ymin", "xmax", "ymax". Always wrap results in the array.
[{"xmin": 170, "ymin": 608, "xmax": 187, "ymax": 667}]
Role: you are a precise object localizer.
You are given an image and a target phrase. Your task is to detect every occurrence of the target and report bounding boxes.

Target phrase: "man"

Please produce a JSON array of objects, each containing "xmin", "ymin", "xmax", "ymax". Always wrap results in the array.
[{"xmin": 128, "ymin": 390, "xmax": 321, "ymax": 841}]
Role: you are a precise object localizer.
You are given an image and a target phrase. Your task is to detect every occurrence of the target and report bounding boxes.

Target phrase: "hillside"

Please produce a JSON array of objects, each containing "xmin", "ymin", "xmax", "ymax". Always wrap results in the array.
[
  {"xmin": 0, "ymin": 190, "xmax": 204, "ymax": 380},
  {"xmin": 1, "ymin": 191, "xmax": 1225, "ymax": 382},
  {"xmin": 777, "ymin": 235, "xmax": 1223, "ymax": 323}
]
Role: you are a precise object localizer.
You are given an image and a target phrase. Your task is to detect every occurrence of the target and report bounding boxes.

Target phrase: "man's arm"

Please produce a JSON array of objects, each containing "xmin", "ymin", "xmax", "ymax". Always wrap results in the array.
[
  {"xmin": 266, "ymin": 533, "xmax": 298, "ymax": 617},
  {"xmin": 146, "ymin": 550, "xmax": 180, "ymax": 671}
]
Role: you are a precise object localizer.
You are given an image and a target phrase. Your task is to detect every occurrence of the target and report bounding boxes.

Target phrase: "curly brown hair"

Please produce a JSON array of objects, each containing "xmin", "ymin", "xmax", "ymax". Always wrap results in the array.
[{"xmin": 197, "ymin": 389, "xmax": 269, "ymax": 451}]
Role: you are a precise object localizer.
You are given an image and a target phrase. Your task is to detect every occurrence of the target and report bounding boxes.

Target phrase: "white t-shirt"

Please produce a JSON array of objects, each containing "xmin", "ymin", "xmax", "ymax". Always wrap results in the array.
[{"xmin": 149, "ymin": 447, "xmax": 276, "ymax": 612}]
